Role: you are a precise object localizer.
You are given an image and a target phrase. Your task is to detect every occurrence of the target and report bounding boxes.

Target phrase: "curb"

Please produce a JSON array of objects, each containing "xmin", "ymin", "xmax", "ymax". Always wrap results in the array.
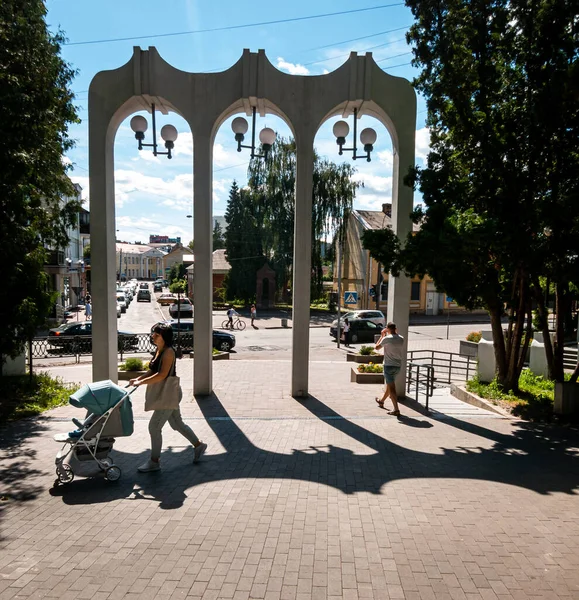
[{"xmin": 450, "ymin": 384, "xmax": 514, "ymax": 418}]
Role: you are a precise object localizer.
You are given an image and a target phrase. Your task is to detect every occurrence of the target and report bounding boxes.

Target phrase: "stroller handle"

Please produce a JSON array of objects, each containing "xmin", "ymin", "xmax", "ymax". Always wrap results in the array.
[{"xmin": 124, "ymin": 383, "xmax": 140, "ymax": 395}]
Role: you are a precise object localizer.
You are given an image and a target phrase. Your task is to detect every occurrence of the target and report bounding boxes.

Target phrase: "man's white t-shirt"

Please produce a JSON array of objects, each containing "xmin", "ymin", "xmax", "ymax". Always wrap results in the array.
[{"xmin": 379, "ymin": 334, "xmax": 404, "ymax": 367}]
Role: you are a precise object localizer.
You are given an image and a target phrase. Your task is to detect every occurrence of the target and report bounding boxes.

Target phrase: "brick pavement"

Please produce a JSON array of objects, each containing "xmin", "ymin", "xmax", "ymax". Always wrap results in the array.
[{"xmin": 1, "ymin": 357, "xmax": 578, "ymax": 599}]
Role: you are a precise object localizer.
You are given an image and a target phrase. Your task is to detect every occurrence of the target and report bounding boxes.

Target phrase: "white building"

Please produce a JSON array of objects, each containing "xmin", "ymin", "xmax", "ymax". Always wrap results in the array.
[{"xmin": 116, "ymin": 243, "xmax": 166, "ymax": 280}]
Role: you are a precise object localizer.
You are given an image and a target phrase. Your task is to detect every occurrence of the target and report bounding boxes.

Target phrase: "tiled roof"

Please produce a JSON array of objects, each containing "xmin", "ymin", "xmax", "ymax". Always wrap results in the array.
[
  {"xmin": 354, "ymin": 210, "xmax": 421, "ymax": 232},
  {"xmin": 213, "ymin": 249, "xmax": 230, "ymax": 272}
]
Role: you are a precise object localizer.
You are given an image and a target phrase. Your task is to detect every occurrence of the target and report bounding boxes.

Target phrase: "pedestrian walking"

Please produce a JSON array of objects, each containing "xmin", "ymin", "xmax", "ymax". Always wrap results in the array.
[
  {"xmin": 85, "ymin": 297, "xmax": 92, "ymax": 320},
  {"xmin": 130, "ymin": 322, "xmax": 207, "ymax": 472},
  {"xmin": 374, "ymin": 322, "xmax": 404, "ymax": 416},
  {"xmin": 341, "ymin": 318, "xmax": 350, "ymax": 346},
  {"xmin": 250, "ymin": 304, "xmax": 257, "ymax": 327}
]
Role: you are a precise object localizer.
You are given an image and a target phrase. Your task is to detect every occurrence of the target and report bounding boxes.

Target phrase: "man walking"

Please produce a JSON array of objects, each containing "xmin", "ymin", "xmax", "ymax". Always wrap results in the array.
[{"xmin": 374, "ymin": 322, "xmax": 404, "ymax": 416}]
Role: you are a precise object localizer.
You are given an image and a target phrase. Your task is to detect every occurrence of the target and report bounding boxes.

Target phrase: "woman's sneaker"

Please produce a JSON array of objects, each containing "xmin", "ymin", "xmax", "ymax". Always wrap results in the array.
[
  {"xmin": 193, "ymin": 442, "xmax": 207, "ymax": 463},
  {"xmin": 138, "ymin": 459, "xmax": 160, "ymax": 472}
]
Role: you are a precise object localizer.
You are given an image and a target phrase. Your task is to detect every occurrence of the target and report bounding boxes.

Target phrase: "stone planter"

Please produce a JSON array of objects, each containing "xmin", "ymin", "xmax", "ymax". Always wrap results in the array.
[
  {"xmin": 554, "ymin": 382, "xmax": 579, "ymax": 415},
  {"xmin": 459, "ymin": 340, "xmax": 479, "ymax": 358},
  {"xmin": 346, "ymin": 354, "xmax": 381, "ymax": 364},
  {"xmin": 118, "ymin": 370, "xmax": 147, "ymax": 381},
  {"xmin": 350, "ymin": 367, "xmax": 383, "ymax": 384},
  {"xmin": 189, "ymin": 352, "xmax": 230, "ymax": 361}
]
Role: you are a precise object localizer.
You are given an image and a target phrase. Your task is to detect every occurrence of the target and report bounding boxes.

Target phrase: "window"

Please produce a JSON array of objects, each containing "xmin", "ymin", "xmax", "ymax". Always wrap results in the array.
[{"xmin": 411, "ymin": 281, "xmax": 421, "ymax": 301}]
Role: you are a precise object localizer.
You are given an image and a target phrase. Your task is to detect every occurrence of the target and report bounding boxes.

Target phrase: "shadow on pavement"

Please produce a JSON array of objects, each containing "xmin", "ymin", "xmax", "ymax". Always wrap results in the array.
[{"xmin": 45, "ymin": 390, "xmax": 579, "ymax": 511}]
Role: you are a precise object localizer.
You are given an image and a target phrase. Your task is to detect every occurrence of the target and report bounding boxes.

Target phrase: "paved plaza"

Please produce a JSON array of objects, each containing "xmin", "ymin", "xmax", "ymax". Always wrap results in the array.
[{"xmin": 1, "ymin": 356, "xmax": 578, "ymax": 600}]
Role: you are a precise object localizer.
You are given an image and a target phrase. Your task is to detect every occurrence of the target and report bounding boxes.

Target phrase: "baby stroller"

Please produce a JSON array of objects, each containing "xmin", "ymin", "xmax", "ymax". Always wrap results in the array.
[{"xmin": 54, "ymin": 380, "xmax": 135, "ymax": 484}]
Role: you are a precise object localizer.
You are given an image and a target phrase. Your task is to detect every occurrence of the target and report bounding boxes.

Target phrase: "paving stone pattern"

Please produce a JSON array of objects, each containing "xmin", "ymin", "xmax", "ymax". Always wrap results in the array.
[{"xmin": 1, "ymin": 359, "xmax": 578, "ymax": 599}]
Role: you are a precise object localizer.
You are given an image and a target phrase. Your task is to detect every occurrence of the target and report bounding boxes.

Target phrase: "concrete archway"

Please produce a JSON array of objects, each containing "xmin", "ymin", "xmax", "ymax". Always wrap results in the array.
[{"xmin": 89, "ymin": 48, "xmax": 415, "ymax": 397}]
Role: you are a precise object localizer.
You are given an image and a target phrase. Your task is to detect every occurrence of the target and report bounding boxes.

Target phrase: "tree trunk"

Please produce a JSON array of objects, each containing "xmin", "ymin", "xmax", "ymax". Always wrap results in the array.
[
  {"xmin": 532, "ymin": 275, "xmax": 555, "ymax": 379},
  {"xmin": 489, "ymin": 305, "xmax": 506, "ymax": 384},
  {"xmin": 553, "ymin": 282, "xmax": 567, "ymax": 382}
]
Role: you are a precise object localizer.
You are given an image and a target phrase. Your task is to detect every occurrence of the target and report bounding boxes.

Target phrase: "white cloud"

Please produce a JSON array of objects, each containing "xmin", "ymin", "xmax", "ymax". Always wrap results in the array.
[
  {"xmin": 415, "ymin": 127, "xmax": 430, "ymax": 163},
  {"xmin": 276, "ymin": 57, "xmax": 310, "ymax": 76},
  {"xmin": 353, "ymin": 173, "xmax": 393, "ymax": 194}
]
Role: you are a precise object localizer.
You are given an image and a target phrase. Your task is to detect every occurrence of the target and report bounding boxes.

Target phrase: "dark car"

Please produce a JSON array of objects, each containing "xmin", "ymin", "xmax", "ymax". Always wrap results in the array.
[
  {"xmin": 154, "ymin": 319, "xmax": 235, "ymax": 352},
  {"xmin": 169, "ymin": 298, "xmax": 193, "ymax": 318},
  {"xmin": 137, "ymin": 289, "xmax": 151, "ymax": 302},
  {"xmin": 329, "ymin": 318, "xmax": 382, "ymax": 344},
  {"xmin": 48, "ymin": 322, "xmax": 138, "ymax": 351},
  {"xmin": 153, "ymin": 281, "xmax": 163, "ymax": 292}
]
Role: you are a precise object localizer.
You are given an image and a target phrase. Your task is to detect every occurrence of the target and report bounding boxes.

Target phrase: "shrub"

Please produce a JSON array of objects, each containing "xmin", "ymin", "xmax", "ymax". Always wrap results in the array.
[
  {"xmin": 119, "ymin": 357, "xmax": 145, "ymax": 371},
  {"xmin": 359, "ymin": 345, "xmax": 376, "ymax": 356},
  {"xmin": 357, "ymin": 364, "xmax": 383, "ymax": 374},
  {"xmin": 466, "ymin": 331, "xmax": 482, "ymax": 342}
]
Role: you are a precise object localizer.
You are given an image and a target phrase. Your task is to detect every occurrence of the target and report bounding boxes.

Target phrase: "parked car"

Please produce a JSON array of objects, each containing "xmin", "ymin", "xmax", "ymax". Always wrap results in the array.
[
  {"xmin": 116, "ymin": 293, "xmax": 127, "ymax": 313},
  {"xmin": 48, "ymin": 322, "xmax": 138, "ymax": 351},
  {"xmin": 330, "ymin": 310, "xmax": 385, "ymax": 329},
  {"xmin": 329, "ymin": 318, "xmax": 382, "ymax": 343},
  {"xmin": 154, "ymin": 319, "xmax": 236, "ymax": 352},
  {"xmin": 116, "ymin": 303, "xmax": 121, "ymax": 318},
  {"xmin": 169, "ymin": 297, "xmax": 193, "ymax": 318},
  {"xmin": 137, "ymin": 288, "xmax": 151, "ymax": 302},
  {"xmin": 153, "ymin": 281, "xmax": 163, "ymax": 292},
  {"xmin": 157, "ymin": 293, "xmax": 177, "ymax": 306}
]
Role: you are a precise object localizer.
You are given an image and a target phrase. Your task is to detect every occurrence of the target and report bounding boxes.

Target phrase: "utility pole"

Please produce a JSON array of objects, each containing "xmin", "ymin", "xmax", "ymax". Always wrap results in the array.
[{"xmin": 375, "ymin": 263, "xmax": 381, "ymax": 311}]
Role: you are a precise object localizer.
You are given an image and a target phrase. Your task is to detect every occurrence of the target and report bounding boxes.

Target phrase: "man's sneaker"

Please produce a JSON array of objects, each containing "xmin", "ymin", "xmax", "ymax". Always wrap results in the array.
[
  {"xmin": 138, "ymin": 459, "xmax": 160, "ymax": 472},
  {"xmin": 193, "ymin": 442, "xmax": 207, "ymax": 463}
]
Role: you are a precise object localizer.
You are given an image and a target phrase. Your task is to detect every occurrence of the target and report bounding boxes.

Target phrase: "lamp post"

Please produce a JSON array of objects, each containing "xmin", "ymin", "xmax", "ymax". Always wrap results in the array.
[
  {"xmin": 231, "ymin": 108, "xmax": 276, "ymax": 159},
  {"xmin": 332, "ymin": 108, "xmax": 377, "ymax": 162},
  {"xmin": 130, "ymin": 105, "xmax": 179, "ymax": 159}
]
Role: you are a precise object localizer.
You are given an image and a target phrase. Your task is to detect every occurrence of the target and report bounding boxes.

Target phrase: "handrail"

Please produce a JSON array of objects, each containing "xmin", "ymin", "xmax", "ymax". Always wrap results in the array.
[
  {"xmin": 407, "ymin": 350, "xmax": 475, "ymax": 385},
  {"xmin": 406, "ymin": 361, "xmax": 434, "ymax": 410}
]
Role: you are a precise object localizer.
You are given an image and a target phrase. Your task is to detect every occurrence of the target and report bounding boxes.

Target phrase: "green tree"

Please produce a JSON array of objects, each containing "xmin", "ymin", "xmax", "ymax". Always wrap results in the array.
[
  {"xmin": 244, "ymin": 138, "xmax": 359, "ymax": 301},
  {"xmin": 187, "ymin": 240, "xmax": 194, "ymax": 252},
  {"xmin": 371, "ymin": 0, "xmax": 579, "ymax": 389},
  {"xmin": 0, "ymin": 1, "xmax": 79, "ymax": 366},
  {"xmin": 213, "ymin": 221, "xmax": 226, "ymax": 250},
  {"xmin": 168, "ymin": 263, "xmax": 186, "ymax": 284}
]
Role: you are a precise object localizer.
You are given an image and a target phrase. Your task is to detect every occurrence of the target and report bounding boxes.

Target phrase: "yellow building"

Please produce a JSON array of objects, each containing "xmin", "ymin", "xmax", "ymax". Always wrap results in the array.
[{"xmin": 336, "ymin": 203, "xmax": 459, "ymax": 315}]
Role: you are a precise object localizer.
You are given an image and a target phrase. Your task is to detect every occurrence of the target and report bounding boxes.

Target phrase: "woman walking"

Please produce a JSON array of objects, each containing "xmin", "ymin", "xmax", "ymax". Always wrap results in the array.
[
  {"xmin": 130, "ymin": 322, "xmax": 207, "ymax": 472},
  {"xmin": 250, "ymin": 304, "xmax": 257, "ymax": 327}
]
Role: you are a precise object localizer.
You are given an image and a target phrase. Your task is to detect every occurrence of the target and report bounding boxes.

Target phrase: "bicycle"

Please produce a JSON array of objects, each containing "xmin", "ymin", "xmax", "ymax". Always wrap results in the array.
[{"xmin": 221, "ymin": 316, "xmax": 246, "ymax": 331}]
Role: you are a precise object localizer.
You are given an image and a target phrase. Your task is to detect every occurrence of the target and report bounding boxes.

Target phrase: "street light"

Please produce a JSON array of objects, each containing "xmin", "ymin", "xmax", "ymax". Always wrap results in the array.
[
  {"xmin": 231, "ymin": 107, "xmax": 276, "ymax": 159},
  {"xmin": 130, "ymin": 104, "xmax": 179, "ymax": 159},
  {"xmin": 332, "ymin": 108, "xmax": 377, "ymax": 162}
]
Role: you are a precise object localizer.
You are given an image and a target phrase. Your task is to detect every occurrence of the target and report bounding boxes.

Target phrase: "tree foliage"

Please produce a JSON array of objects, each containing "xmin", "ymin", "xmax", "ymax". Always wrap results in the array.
[
  {"xmin": 224, "ymin": 138, "xmax": 360, "ymax": 303},
  {"xmin": 0, "ymin": 1, "xmax": 79, "ymax": 364},
  {"xmin": 388, "ymin": 0, "xmax": 579, "ymax": 388},
  {"xmin": 213, "ymin": 221, "xmax": 226, "ymax": 250}
]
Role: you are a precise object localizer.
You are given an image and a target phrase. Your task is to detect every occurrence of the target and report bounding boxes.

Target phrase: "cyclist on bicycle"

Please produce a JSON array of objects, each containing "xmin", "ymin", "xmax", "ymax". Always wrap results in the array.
[{"xmin": 226, "ymin": 306, "xmax": 239, "ymax": 329}]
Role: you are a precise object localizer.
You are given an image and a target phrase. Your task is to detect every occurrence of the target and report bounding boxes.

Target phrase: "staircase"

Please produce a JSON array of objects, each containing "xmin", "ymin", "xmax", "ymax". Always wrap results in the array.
[{"xmin": 564, "ymin": 346, "xmax": 577, "ymax": 370}]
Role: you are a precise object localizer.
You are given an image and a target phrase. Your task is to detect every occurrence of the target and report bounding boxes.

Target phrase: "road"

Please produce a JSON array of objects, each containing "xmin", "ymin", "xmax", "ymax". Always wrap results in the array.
[{"xmin": 116, "ymin": 290, "xmax": 481, "ymax": 359}]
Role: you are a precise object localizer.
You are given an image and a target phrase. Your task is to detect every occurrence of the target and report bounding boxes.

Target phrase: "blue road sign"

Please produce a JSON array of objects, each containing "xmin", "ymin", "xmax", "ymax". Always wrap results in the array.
[
  {"xmin": 344, "ymin": 291, "xmax": 358, "ymax": 305},
  {"xmin": 446, "ymin": 296, "xmax": 453, "ymax": 303}
]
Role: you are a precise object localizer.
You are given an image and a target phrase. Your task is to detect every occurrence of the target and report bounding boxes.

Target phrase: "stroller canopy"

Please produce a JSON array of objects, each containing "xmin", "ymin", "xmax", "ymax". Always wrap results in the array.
[{"xmin": 70, "ymin": 380, "xmax": 134, "ymax": 437}]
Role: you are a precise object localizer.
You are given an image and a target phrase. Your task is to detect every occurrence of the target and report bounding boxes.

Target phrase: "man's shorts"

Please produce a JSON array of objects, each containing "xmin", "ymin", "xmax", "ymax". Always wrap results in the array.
[{"xmin": 383, "ymin": 365, "xmax": 400, "ymax": 384}]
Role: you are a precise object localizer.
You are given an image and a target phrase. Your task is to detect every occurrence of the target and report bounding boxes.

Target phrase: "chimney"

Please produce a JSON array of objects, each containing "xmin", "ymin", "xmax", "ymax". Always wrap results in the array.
[{"xmin": 382, "ymin": 203, "xmax": 392, "ymax": 217}]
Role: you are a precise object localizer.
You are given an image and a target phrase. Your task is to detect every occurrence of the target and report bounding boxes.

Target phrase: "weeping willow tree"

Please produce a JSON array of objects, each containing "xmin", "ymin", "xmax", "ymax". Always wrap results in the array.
[{"xmin": 232, "ymin": 137, "xmax": 360, "ymax": 302}]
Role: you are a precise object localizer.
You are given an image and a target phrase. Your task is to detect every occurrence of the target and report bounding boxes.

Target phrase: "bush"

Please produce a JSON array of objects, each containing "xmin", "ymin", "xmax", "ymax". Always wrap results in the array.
[
  {"xmin": 0, "ymin": 372, "xmax": 80, "ymax": 423},
  {"xmin": 119, "ymin": 357, "xmax": 145, "ymax": 371},
  {"xmin": 357, "ymin": 364, "xmax": 383, "ymax": 373},
  {"xmin": 466, "ymin": 331, "xmax": 482, "ymax": 342},
  {"xmin": 359, "ymin": 345, "xmax": 376, "ymax": 356}
]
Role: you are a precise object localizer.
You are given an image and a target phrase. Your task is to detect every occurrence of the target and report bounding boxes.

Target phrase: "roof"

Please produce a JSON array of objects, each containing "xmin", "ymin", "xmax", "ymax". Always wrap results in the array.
[
  {"xmin": 115, "ymin": 243, "xmax": 166, "ymax": 256},
  {"xmin": 354, "ymin": 210, "xmax": 420, "ymax": 233},
  {"xmin": 184, "ymin": 249, "xmax": 231, "ymax": 273}
]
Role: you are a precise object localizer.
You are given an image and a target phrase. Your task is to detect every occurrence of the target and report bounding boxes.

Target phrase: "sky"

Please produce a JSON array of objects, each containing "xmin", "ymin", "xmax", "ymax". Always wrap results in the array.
[{"xmin": 46, "ymin": 1, "xmax": 430, "ymax": 245}]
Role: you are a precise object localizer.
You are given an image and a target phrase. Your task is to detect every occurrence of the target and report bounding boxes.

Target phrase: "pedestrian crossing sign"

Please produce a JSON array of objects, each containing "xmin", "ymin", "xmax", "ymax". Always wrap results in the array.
[{"xmin": 344, "ymin": 291, "xmax": 358, "ymax": 305}]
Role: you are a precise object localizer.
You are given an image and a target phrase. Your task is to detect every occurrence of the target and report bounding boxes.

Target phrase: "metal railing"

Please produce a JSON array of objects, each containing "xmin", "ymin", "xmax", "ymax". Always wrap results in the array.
[
  {"xmin": 407, "ymin": 350, "xmax": 475, "ymax": 385},
  {"xmin": 28, "ymin": 333, "xmax": 157, "ymax": 361},
  {"xmin": 406, "ymin": 361, "xmax": 434, "ymax": 410}
]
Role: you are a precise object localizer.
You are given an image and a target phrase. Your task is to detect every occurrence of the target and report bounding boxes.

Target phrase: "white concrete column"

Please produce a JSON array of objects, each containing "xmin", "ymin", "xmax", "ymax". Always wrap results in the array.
[
  {"xmin": 291, "ymin": 132, "xmax": 315, "ymax": 397},
  {"xmin": 89, "ymin": 120, "xmax": 118, "ymax": 382},
  {"xmin": 387, "ymin": 143, "xmax": 414, "ymax": 397},
  {"xmin": 193, "ymin": 127, "xmax": 213, "ymax": 395}
]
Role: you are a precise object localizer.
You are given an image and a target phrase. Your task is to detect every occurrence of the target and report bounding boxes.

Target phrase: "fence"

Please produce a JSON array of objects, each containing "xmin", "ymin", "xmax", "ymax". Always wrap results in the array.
[
  {"xmin": 407, "ymin": 350, "xmax": 476, "ymax": 386},
  {"xmin": 406, "ymin": 361, "xmax": 434, "ymax": 410}
]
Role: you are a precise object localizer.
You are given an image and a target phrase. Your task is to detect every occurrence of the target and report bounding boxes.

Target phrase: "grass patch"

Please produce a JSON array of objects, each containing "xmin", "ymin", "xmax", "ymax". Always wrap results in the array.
[
  {"xmin": 359, "ymin": 345, "xmax": 377, "ymax": 356},
  {"xmin": 0, "ymin": 372, "xmax": 80, "ymax": 424},
  {"xmin": 466, "ymin": 368, "xmax": 569, "ymax": 421},
  {"xmin": 119, "ymin": 357, "xmax": 146, "ymax": 371}
]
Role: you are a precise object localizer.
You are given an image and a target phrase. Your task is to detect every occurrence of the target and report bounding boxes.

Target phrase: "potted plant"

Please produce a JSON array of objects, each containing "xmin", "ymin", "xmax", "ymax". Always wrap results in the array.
[
  {"xmin": 351, "ymin": 363, "xmax": 384, "ymax": 384},
  {"xmin": 346, "ymin": 345, "xmax": 382, "ymax": 364},
  {"xmin": 459, "ymin": 331, "xmax": 481, "ymax": 358},
  {"xmin": 118, "ymin": 357, "xmax": 148, "ymax": 380}
]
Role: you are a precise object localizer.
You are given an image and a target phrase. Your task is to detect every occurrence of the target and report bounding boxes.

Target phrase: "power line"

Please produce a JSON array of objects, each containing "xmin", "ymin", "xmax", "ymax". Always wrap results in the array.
[
  {"xmin": 304, "ymin": 25, "xmax": 410, "ymax": 52},
  {"xmin": 303, "ymin": 43, "xmax": 409, "ymax": 67},
  {"xmin": 65, "ymin": 4, "xmax": 405, "ymax": 46}
]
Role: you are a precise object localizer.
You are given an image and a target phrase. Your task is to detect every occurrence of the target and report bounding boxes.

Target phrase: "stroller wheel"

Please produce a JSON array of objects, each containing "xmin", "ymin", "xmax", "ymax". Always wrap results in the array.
[
  {"xmin": 56, "ymin": 464, "xmax": 74, "ymax": 484},
  {"xmin": 100, "ymin": 457, "xmax": 113, "ymax": 468},
  {"xmin": 105, "ymin": 465, "xmax": 121, "ymax": 482}
]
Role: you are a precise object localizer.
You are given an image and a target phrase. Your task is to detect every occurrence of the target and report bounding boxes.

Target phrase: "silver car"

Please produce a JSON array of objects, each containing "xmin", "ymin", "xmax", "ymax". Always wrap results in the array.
[{"xmin": 330, "ymin": 309, "xmax": 385, "ymax": 329}]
